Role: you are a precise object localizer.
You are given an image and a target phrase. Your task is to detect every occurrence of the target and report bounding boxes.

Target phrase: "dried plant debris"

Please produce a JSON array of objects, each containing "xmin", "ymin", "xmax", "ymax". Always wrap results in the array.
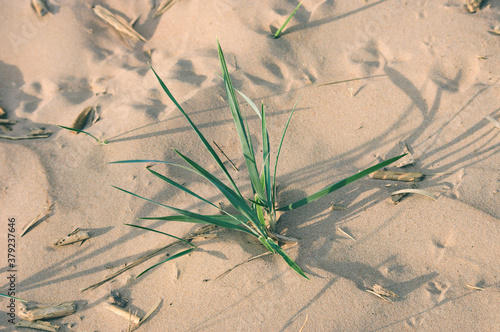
[
  {"xmin": 19, "ymin": 302, "xmax": 76, "ymax": 321},
  {"xmin": 466, "ymin": 284, "xmax": 486, "ymax": 291},
  {"xmin": 337, "ymin": 227, "xmax": 356, "ymax": 241},
  {"xmin": 16, "ymin": 320, "xmax": 60, "ymax": 331},
  {"xmin": 71, "ymin": 106, "xmax": 94, "ymax": 134},
  {"xmin": 0, "ymin": 127, "xmax": 52, "ymax": 140},
  {"xmin": 365, "ymin": 284, "xmax": 399, "ymax": 302},
  {"xmin": 213, "ymin": 140, "xmax": 239, "ymax": 171},
  {"xmin": 396, "ymin": 141, "xmax": 416, "ymax": 167},
  {"xmin": 93, "ymin": 5, "xmax": 146, "ymax": 42},
  {"xmin": 391, "ymin": 189, "xmax": 437, "ymax": 201},
  {"xmin": 32, "ymin": 0, "xmax": 49, "ymax": 17},
  {"xmin": 370, "ymin": 171, "xmax": 425, "ymax": 182},
  {"xmin": 154, "ymin": 0, "xmax": 178, "ymax": 18},
  {"xmin": 486, "ymin": 115, "xmax": 500, "ymax": 128},
  {"xmin": 108, "ymin": 291, "xmax": 129, "ymax": 308},
  {"xmin": 21, "ymin": 202, "xmax": 55, "ymax": 237},
  {"xmin": 53, "ymin": 228, "xmax": 91, "ymax": 246},
  {"xmin": 331, "ymin": 203, "xmax": 346, "ymax": 211},
  {"xmin": 105, "ymin": 303, "xmax": 141, "ymax": 325},
  {"xmin": 489, "ymin": 26, "xmax": 500, "ymax": 35},
  {"xmin": 466, "ymin": 0, "xmax": 483, "ymax": 13}
]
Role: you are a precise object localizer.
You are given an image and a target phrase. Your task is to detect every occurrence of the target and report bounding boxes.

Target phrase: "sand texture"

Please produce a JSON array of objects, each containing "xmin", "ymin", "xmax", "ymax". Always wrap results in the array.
[{"xmin": 1, "ymin": 0, "xmax": 499, "ymax": 331}]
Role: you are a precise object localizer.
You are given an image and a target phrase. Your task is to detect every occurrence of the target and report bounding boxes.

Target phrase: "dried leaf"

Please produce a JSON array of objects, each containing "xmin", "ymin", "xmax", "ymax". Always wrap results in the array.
[
  {"xmin": 71, "ymin": 106, "xmax": 94, "ymax": 134},
  {"xmin": 93, "ymin": 5, "xmax": 146, "ymax": 42}
]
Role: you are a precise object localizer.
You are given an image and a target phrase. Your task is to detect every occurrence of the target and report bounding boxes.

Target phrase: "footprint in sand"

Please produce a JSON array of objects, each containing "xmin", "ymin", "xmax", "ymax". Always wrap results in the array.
[
  {"xmin": 431, "ymin": 230, "xmax": 456, "ymax": 264},
  {"xmin": 425, "ymin": 280, "xmax": 451, "ymax": 304}
]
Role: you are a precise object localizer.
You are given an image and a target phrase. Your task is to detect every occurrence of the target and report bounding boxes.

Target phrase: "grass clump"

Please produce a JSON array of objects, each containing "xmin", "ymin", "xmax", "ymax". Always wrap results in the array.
[{"xmin": 111, "ymin": 41, "xmax": 405, "ymax": 279}]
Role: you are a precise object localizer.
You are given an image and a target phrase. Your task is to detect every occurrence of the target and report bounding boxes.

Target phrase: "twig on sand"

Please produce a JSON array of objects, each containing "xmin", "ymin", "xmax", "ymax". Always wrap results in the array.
[
  {"xmin": 485, "ymin": 115, "xmax": 500, "ymax": 129},
  {"xmin": 299, "ymin": 314, "xmax": 309, "ymax": 332},
  {"xmin": 213, "ymin": 140, "xmax": 239, "ymax": 171},
  {"xmin": 369, "ymin": 171, "xmax": 424, "ymax": 182},
  {"xmin": 81, "ymin": 225, "xmax": 217, "ymax": 292},
  {"xmin": 21, "ymin": 202, "xmax": 55, "ymax": 237},
  {"xmin": 16, "ymin": 320, "xmax": 59, "ymax": 332},
  {"xmin": 18, "ymin": 301, "xmax": 76, "ymax": 321},
  {"xmin": 153, "ymin": 0, "xmax": 178, "ymax": 18},
  {"xmin": 0, "ymin": 134, "xmax": 51, "ymax": 140}
]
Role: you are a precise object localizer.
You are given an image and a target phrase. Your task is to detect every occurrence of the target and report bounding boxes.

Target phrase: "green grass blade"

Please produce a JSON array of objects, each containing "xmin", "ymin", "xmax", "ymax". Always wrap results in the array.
[
  {"xmin": 259, "ymin": 236, "xmax": 275, "ymax": 253},
  {"xmin": 113, "ymin": 186, "xmax": 257, "ymax": 235},
  {"xmin": 273, "ymin": 95, "xmax": 301, "ymax": 205},
  {"xmin": 268, "ymin": 239, "xmax": 309, "ymax": 279},
  {"xmin": 274, "ymin": 2, "xmax": 302, "ymax": 38},
  {"xmin": 262, "ymin": 104, "xmax": 272, "ymax": 207},
  {"xmin": 125, "ymin": 223, "xmax": 195, "ymax": 247},
  {"xmin": 139, "ymin": 215, "xmax": 248, "ymax": 226},
  {"xmin": 58, "ymin": 125, "xmax": 108, "ymax": 145},
  {"xmin": 277, "ymin": 153, "xmax": 407, "ymax": 211},
  {"xmin": 149, "ymin": 65, "xmax": 243, "ymax": 199},
  {"xmin": 136, "ymin": 247, "xmax": 195, "ymax": 278},
  {"xmin": 236, "ymin": 89, "xmax": 262, "ymax": 119},
  {"xmin": 217, "ymin": 41, "xmax": 266, "ymax": 203},
  {"xmin": 0, "ymin": 293, "xmax": 27, "ymax": 302},
  {"xmin": 173, "ymin": 148, "xmax": 266, "ymax": 236}
]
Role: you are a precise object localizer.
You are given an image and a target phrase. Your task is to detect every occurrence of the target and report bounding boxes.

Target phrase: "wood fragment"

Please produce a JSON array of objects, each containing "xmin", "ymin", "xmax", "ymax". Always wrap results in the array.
[
  {"xmin": 93, "ymin": 5, "xmax": 147, "ymax": 42},
  {"xmin": 53, "ymin": 229, "xmax": 90, "ymax": 246},
  {"xmin": 331, "ymin": 204, "xmax": 346, "ymax": 210},
  {"xmin": 370, "ymin": 171, "xmax": 424, "ymax": 182},
  {"xmin": 489, "ymin": 26, "xmax": 500, "ymax": 35},
  {"xmin": 18, "ymin": 302, "xmax": 76, "ymax": 321},
  {"xmin": 466, "ymin": 0, "xmax": 482, "ymax": 13},
  {"xmin": 16, "ymin": 320, "xmax": 59, "ymax": 332},
  {"xmin": 213, "ymin": 141, "xmax": 239, "ymax": 171},
  {"xmin": 485, "ymin": 115, "xmax": 500, "ymax": 129},
  {"xmin": 21, "ymin": 202, "xmax": 55, "ymax": 237},
  {"xmin": 154, "ymin": 0, "xmax": 177, "ymax": 18},
  {"xmin": 104, "ymin": 303, "xmax": 141, "ymax": 325},
  {"xmin": 70, "ymin": 106, "xmax": 94, "ymax": 134},
  {"xmin": 32, "ymin": 0, "xmax": 49, "ymax": 17},
  {"xmin": 391, "ymin": 189, "xmax": 437, "ymax": 201}
]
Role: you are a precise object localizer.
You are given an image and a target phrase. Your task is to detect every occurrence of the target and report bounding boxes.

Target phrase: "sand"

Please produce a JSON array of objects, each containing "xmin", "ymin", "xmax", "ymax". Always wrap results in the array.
[{"xmin": 1, "ymin": 0, "xmax": 499, "ymax": 331}]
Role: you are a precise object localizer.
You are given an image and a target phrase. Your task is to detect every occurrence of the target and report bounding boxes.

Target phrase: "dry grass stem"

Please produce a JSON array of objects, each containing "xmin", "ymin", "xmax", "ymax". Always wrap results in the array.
[
  {"xmin": 299, "ymin": 314, "xmax": 309, "ymax": 332},
  {"xmin": 93, "ymin": 5, "xmax": 147, "ymax": 42},
  {"xmin": 337, "ymin": 228, "xmax": 356, "ymax": 241},
  {"xmin": 391, "ymin": 189, "xmax": 437, "ymax": 201},
  {"xmin": 0, "ymin": 134, "xmax": 51, "ymax": 140},
  {"xmin": 485, "ymin": 115, "xmax": 500, "ymax": 129},
  {"xmin": 318, "ymin": 74, "xmax": 387, "ymax": 86},
  {"xmin": 466, "ymin": 284, "xmax": 486, "ymax": 291},
  {"xmin": 154, "ymin": 0, "xmax": 178, "ymax": 18},
  {"xmin": 21, "ymin": 202, "xmax": 55, "ymax": 237},
  {"xmin": 369, "ymin": 171, "xmax": 424, "ymax": 182},
  {"xmin": 104, "ymin": 303, "xmax": 141, "ymax": 325},
  {"xmin": 213, "ymin": 140, "xmax": 239, "ymax": 171},
  {"xmin": 138, "ymin": 298, "xmax": 162, "ymax": 326}
]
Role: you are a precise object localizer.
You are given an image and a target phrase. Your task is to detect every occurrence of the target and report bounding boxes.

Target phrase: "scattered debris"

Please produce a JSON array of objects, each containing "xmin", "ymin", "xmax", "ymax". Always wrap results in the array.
[
  {"xmin": 391, "ymin": 189, "xmax": 437, "ymax": 201},
  {"xmin": 369, "ymin": 171, "xmax": 424, "ymax": 182},
  {"xmin": 213, "ymin": 140, "xmax": 239, "ymax": 171},
  {"xmin": 19, "ymin": 301, "xmax": 76, "ymax": 321},
  {"xmin": 105, "ymin": 298, "xmax": 162, "ymax": 330},
  {"xmin": 21, "ymin": 202, "xmax": 55, "ymax": 237},
  {"xmin": 53, "ymin": 228, "xmax": 91, "ymax": 246},
  {"xmin": 365, "ymin": 284, "xmax": 399, "ymax": 302},
  {"xmin": 466, "ymin": 0, "xmax": 482, "ymax": 13},
  {"xmin": 337, "ymin": 227, "xmax": 356, "ymax": 241},
  {"xmin": 108, "ymin": 291, "xmax": 129, "ymax": 308},
  {"xmin": 154, "ymin": 0, "xmax": 178, "ymax": 18},
  {"xmin": 93, "ymin": 5, "xmax": 147, "ymax": 42},
  {"xmin": 71, "ymin": 106, "xmax": 94, "ymax": 134},
  {"xmin": 485, "ymin": 115, "xmax": 500, "ymax": 129},
  {"xmin": 16, "ymin": 320, "xmax": 59, "ymax": 331},
  {"xmin": 0, "ymin": 131, "xmax": 52, "ymax": 140},
  {"xmin": 32, "ymin": 0, "xmax": 49, "ymax": 17}
]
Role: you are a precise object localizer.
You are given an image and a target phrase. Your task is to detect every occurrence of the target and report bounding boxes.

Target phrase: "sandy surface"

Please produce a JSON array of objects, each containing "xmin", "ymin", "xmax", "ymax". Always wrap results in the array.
[{"xmin": 1, "ymin": 0, "xmax": 499, "ymax": 331}]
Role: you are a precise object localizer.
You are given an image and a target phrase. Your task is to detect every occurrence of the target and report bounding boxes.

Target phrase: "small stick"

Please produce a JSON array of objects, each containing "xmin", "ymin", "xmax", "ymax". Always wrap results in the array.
[
  {"xmin": 213, "ymin": 141, "xmax": 239, "ymax": 171},
  {"xmin": 93, "ymin": 5, "xmax": 147, "ymax": 42},
  {"xmin": 299, "ymin": 314, "xmax": 309, "ymax": 332},
  {"xmin": 0, "ymin": 134, "xmax": 51, "ymax": 140},
  {"xmin": 153, "ymin": 0, "xmax": 178, "ymax": 18},
  {"xmin": 21, "ymin": 202, "xmax": 55, "ymax": 237},
  {"xmin": 466, "ymin": 284, "xmax": 486, "ymax": 291},
  {"xmin": 16, "ymin": 320, "xmax": 59, "ymax": 332},
  {"xmin": 53, "ymin": 229, "xmax": 91, "ymax": 246},
  {"xmin": 318, "ymin": 74, "xmax": 387, "ymax": 86},
  {"xmin": 105, "ymin": 303, "xmax": 141, "ymax": 325},
  {"xmin": 0, "ymin": 119, "xmax": 16, "ymax": 124},
  {"xmin": 138, "ymin": 298, "xmax": 162, "ymax": 326},
  {"xmin": 32, "ymin": 0, "xmax": 49, "ymax": 17},
  {"xmin": 391, "ymin": 189, "xmax": 437, "ymax": 201},
  {"xmin": 485, "ymin": 115, "xmax": 500, "ymax": 129},
  {"xmin": 18, "ymin": 302, "xmax": 76, "ymax": 321},
  {"xmin": 337, "ymin": 227, "xmax": 356, "ymax": 241},
  {"xmin": 369, "ymin": 171, "xmax": 424, "ymax": 182},
  {"xmin": 365, "ymin": 290, "xmax": 392, "ymax": 303}
]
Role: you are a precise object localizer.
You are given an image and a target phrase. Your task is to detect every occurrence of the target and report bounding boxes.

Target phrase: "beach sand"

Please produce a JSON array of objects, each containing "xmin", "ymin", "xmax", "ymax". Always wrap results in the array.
[{"xmin": 1, "ymin": 0, "xmax": 499, "ymax": 331}]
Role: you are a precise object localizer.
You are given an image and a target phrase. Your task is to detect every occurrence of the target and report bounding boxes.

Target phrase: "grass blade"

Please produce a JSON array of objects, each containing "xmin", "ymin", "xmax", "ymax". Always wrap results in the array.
[
  {"xmin": 58, "ymin": 125, "xmax": 108, "ymax": 145},
  {"xmin": 268, "ymin": 238, "xmax": 309, "ymax": 279},
  {"xmin": 217, "ymin": 41, "xmax": 266, "ymax": 203},
  {"xmin": 277, "ymin": 153, "xmax": 407, "ymax": 211},
  {"xmin": 262, "ymin": 104, "xmax": 272, "ymax": 207},
  {"xmin": 274, "ymin": 2, "xmax": 302, "ymax": 38},
  {"xmin": 136, "ymin": 247, "xmax": 195, "ymax": 278},
  {"xmin": 273, "ymin": 95, "xmax": 301, "ymax": 205},
  {"xmin": 124, "ymin": 223, "xmax": 195, "ymax": 247},
  {"xmin": 149, "ymin": 65, "xmax": 243, "ymax": 199},
  {"xmin": 139, "ymin": 214, "xmax": 248, "ymax": 226},
  {"xmin": 113, "ymin": 186, "xmax": 257, "ymax": 235}
]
